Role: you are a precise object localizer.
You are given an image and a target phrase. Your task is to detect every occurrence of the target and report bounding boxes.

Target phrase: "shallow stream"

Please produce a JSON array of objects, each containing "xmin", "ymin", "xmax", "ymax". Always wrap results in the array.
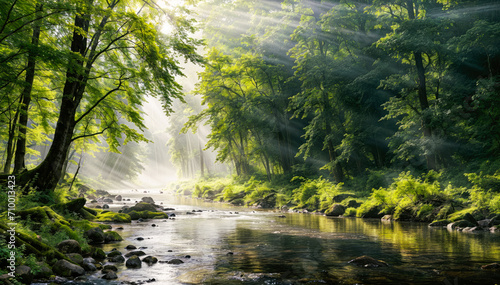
[{"xmin": 83, "ymin": 189, "xmax": 500, "ymax": 284}]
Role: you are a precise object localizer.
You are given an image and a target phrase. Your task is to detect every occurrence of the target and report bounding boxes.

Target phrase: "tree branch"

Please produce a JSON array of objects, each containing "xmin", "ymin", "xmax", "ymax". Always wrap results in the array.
[{"xmin": 74, "ymin": 76, "xmax": 125, "ymax": 125}]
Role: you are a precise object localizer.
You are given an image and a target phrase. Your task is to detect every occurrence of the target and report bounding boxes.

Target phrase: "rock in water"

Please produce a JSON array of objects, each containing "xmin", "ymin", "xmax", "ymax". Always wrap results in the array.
[
  {"xmin": 142, "ymin": 256, "xmax": 158, "ymax": 265},
  {"xmin": 85, "ymin": 227, "xmax": 105, "ymax": 244},
  {"xmin": 126, "ymin": 255, "xmax": 142, "ymax": 268},
  {"xmin": 142, "ymin": 197, "xmax": 155, "ymax": 204},
  {"xmin": 102, "ymin": 271, "xmax": 118, "ymax": 280},
  {"xmin": 348, "ymin": 255, "xmax": 389, "ymax": 268},
  {"xmin": 325, "ymin": 204, "xmax": 346, "ymax": 216}
]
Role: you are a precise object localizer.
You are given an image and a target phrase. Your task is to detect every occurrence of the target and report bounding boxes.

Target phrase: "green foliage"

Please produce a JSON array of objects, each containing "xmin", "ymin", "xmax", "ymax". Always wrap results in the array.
[
  {"xmin": 291, "ymin": 177, "xmax": 343, "ymax": 211},
  {"xmin": 344, "ymin": 207, "xmax": 357, "ymax": 217}
]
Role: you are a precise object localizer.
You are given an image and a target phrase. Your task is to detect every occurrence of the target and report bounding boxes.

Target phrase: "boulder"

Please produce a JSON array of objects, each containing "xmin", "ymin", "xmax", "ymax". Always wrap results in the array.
[
  {"xmin": 141, "ymin": 197, "xmax": 155, "ymax": 204},
  {"xmin": 15, "ymin": 265, "xmax": 33, "ymax": 284},
  {"xmin": 83, "ymin": 257, "xmax": 96, "ymax": 264},
  {"xmin": 122, "ymin": 202, "xmax": 157, "ymax": 213},
  {"xmin": 325, "ymin": 204, "xmax": 345, "ymax": 216},
  {"xmin": 107, "ymin": 250, "xmax": 123, "ymax": 258},
  {"xmin": 90, "ymin": 247, "xmax": 106, "ymax": 260},
  {"xmin": 463, "ymin": 213, "xmax": 479, "ymax": 226},
  {"xmin": 447, "ymin": 220, "xmax": 476, "ymax": 230},
  {"xmin": 57, "ymin": 239, "xmax": 81, "ymax": 254},
  {"xmin": 332, "ymin": 193, "xmax": 356, "ymax": 203},
  {"xmin": 167, "ymin": 259, "xmax": 184, "ymax": 265},
  {"xmin": 66, "ymin": 253, "xmax": 84, "ymax": 266},
  {"xmin": 102, "ymin": 271, "xmax": 118, "ymax": 280},
  {"xmin": 0, "ymin": 274, "xmax": 14, "ymax": 285},
  {"xmin": 348, "ymin": 255, "xmax": 389, "ymax": 268},
  {"xmin": 52, "ymin": 259, "xmax": 85, "ymax": 277},
  {"xmin": 115, "ymin": 195, "xmax": 123, "ymax": 201},
  {"xmin": 142, "ymin": 256, "xmax": 158, "ymax": 265},
  {"xmin": 102, "ymin": 265, "xmax": 118, "ymax": 272},
  {"xmin": 103, "ymin": 198, "xmax": 114, "ymax": 203},
  {"xmin": 104, "ymin": 231, "xmax": 123, "ymax": 242},
  {"xmin": 108, "ymin": 255, "xmax": 125, "ymax": 263},
  {"xmin": 125, "ymin": 250, "xmax": 146, "ymax": 258},
  {"xmin": 103, "ymin": 204, "xmax": 110, "ymax": 209},
  {"xmin": 345, "ymin": 199, "xmax": 362, "ymax": 208},
  {"xmin": 34, "ymin": 262, "xmax": 53, "ymax": 279},
  {"xmin": 126, "ymin": 245, "xmax": 137, "ymax": 250},
  {"xmin": 82, "ymin": 262, "xmax": 97, "ymax": 272},
  {"xmin": 51, "ymin": 198, "xmax": 86, "ymax": 213},
  {"xmin": 381, "ymin": 215, "xmax": 393, "ymax": 222},
  {"xmin": 125, "ymin": 256, "xmax": 142, "ymax": 268},
  {"xmin": 360, "ymin": 206, "xmax": 384, "ymax": 219},
  {"xmin": 85, "ymin": 227, "xmax": 105, "ymax": 244}
]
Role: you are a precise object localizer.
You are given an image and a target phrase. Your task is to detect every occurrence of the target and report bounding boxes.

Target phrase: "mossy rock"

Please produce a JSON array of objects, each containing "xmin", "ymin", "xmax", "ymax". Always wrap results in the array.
[
  {"xmin": 17, "ymin": 206, "xmax": 68, "ymax": 225},
  {"xmin": 90, "ymin": 247, "xmax": 107, "ymax": 260},
  {"xmin": 448, "ymin": 220, "xmax": 476, "ymax": 229},
  {"xmin": 360, "ymin": 205, "xmax": 384, "ymax": 219},
  {"xmin": 342, "ymin": 199, "xmax": 362, "ymax": 208},
  {"xmin": 325, "ymin": 204, "xmax": 346, "ymax": 216},
  {"xmin": 122, "ymin": 202, "xmax": 157, "ymax": 213},
  {"xmin": 51, "ymin": 198, "xmax": 87, "ymax": 214},
  {"xmin": 429, "ymin": 219, "xmax": 450, "ymax": 227},
  {"xmin": 0, "ymin": 222, "xmax": 67, "ymax": 260},
  {"xmin": 128, "ymin": 210, "xmax": 168, "ymax": 220},
  {"xmin": 95, "ymin": 211, "xmax": 131, "ymax": 223},
  {"xmin": 104, "ymin": 231, "xmax": 123, "ymax": 242},
  {"xmin": 333, "ymin": 193, "xmax": 356, "ymax": 203}
]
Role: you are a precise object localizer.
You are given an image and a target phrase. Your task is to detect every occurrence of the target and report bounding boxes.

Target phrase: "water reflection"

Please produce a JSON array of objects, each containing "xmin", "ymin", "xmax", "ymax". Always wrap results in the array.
[{"xmin": 91, "ymin": 191, "xmax": 500, "ymax": 284}]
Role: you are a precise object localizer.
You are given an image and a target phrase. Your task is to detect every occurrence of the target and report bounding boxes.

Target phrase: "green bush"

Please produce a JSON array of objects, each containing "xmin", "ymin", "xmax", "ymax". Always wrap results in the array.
[{"xmin": 344, "ymin": 207, "xmax": 357, "ymax": 217}]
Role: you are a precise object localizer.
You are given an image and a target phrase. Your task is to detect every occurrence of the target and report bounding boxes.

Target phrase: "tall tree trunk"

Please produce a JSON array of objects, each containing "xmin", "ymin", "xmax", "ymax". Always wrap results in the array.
[
  {"xmin": 13, "ymin": 4, "xmax": 43, "ymax": 173},
  {"xmin": 199, "ymin": 141, "xmax": 204, "ymax": 177},
  {"xmin": 20, "ymin": 11, "xmax": 90, "ymax": 193},
  {"xmin": 407, "ymin": 0, "xmax": 437, "ymax": 170},
  {"xmin": 3, "ymin": 106, "xmax": 20, "ymax": 174}
]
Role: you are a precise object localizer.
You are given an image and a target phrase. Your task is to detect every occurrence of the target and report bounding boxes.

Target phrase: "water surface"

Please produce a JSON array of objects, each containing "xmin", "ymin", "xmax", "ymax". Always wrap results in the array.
[{"xmin": 88, "ymin": 189, "xmax": 500, "ymax": 284}]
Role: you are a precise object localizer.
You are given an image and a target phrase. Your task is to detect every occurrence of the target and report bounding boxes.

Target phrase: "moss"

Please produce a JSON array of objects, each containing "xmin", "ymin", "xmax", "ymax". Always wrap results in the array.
[
  {"xmin": 95, "ymin": 212, "xmax": 131, "ymax": 223},
  {"xmin": 0, "ymin": 221, "xmax": 66, "ymax": 261},
  {"xmin": 104, "ymin": 231, "xmax": 123, "ymax": 242},
  {"xmin": 128, "ymin": 210, "xmax": 168, "ymax": 220}
]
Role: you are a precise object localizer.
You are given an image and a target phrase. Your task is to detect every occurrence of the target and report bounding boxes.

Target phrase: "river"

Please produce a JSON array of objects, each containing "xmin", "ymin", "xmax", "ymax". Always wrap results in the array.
[{"xmin": 83, "ymin": 188, "xmax": 500, "ymax": 285}]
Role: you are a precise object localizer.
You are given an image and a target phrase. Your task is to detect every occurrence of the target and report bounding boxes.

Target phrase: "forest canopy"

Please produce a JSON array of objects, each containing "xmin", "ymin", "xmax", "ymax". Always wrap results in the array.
[{"xmin": 1, "ymin": 0, "xmax": 500, "ymax": 199}]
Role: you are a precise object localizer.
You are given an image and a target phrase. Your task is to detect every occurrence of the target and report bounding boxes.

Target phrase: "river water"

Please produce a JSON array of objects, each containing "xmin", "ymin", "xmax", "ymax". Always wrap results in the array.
[{"xmin": 85, "ymin": 189, "xmax": 500, "ymax": 285}]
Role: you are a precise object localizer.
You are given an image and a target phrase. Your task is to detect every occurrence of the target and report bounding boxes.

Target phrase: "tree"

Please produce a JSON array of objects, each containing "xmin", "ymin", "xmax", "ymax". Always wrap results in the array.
[{"xmin": 1, "ymin": 0, "xmax": 202, "ymax": 195}]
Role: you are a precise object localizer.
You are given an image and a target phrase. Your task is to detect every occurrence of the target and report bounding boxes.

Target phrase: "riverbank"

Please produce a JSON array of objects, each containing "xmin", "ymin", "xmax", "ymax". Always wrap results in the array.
[
  {"xmin": 2, "ymin": 187, "xmax": 500, "ymax": 284},
  {"xmin": 172, "ymin": 171, "xmax": 500, "ymax": 232}
]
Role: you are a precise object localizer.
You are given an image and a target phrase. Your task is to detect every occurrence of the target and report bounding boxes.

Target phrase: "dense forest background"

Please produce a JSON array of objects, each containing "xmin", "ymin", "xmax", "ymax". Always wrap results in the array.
[{"xmin": 1, "ymin": 0, "xmax": 500, "ymax": 219}]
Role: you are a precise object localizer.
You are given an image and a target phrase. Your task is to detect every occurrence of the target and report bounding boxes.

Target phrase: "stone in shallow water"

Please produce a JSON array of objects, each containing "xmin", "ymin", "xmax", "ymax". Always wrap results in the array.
[
  {"xmin": 348, "ymin": 255, "xmax": 389, "ymax": 268},
  {"xmin": 481, "ymin": 263, "xmax": 500, "ymax": 270}
]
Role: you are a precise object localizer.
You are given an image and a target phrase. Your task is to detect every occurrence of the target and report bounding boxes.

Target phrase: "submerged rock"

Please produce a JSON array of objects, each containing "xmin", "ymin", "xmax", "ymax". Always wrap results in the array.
[
  {"xmin": 167, "ymin": 259, "xmax": 184, "ymax": 265},
  {"xmin": 348, "ymin": 255, "xmax": 389, "ymax": 268}
]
